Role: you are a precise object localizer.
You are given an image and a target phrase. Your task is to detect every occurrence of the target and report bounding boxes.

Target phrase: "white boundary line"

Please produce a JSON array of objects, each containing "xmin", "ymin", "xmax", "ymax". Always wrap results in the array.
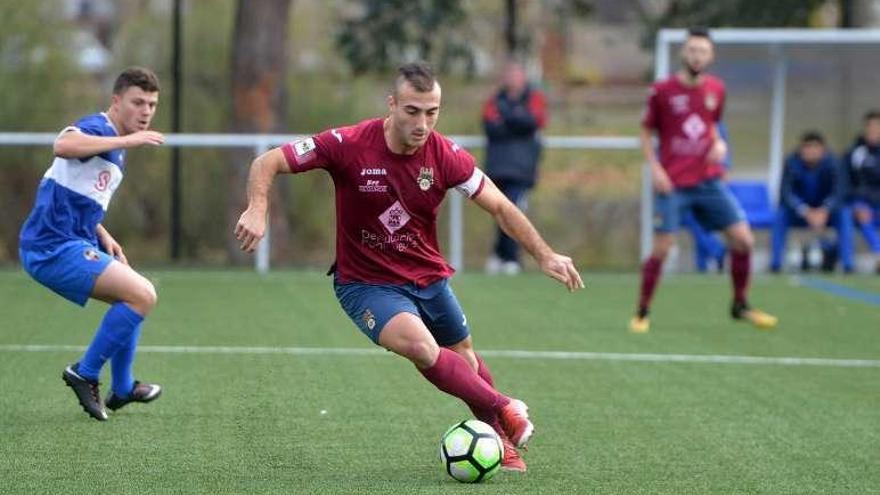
[{"xmin": 0, "ymin": 344, "xmax": 878, "ymax": 368}]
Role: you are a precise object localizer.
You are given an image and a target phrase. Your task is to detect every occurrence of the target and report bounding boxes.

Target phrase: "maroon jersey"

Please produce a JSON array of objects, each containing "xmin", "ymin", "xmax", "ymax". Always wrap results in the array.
[
  {"xmin": 281, "ymin": 118, "xmax": 485, "ymax": 287},
  {"xmin": 641, "ymin": 74, "xmax": 726, "ymax": 188}
]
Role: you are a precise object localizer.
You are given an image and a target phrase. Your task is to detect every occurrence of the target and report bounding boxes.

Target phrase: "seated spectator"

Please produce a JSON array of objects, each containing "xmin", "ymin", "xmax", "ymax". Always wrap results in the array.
[
  {"xmin": 770, "ymin": 131, "xmax": 853, "ymax": 273},
  {"xmin": 843, "ymin": 110, "xmax": 880, "ymax": 273}
]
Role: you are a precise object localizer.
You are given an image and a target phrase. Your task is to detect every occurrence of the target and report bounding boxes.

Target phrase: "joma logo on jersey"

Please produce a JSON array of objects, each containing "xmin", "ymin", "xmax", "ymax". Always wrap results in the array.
[
  {"xmin": 670, "ymin": 94, "xmax": 690, "ymax": 114},
  {"xmin": 361, "ymin": 168, "xmax": 387, "ymax": 176}
]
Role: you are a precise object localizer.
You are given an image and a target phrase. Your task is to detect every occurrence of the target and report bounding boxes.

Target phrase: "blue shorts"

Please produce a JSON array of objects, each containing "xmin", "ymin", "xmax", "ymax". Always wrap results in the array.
[
  {"xmin": 334, "ymin": 277, "xmax": 470, "ymax": 347},
  {"xmin": 20, "ymin": 240, "xmax": 114, "ymax": 306},
  {"xmin": 654, "ymin": 178, "xmax": 746, "ymax": 233}
]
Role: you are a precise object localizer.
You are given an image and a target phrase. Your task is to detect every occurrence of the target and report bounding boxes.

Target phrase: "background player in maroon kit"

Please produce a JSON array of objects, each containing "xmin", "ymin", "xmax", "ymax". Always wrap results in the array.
[
  {"xmin": 234, "ymin": 62, "xmax": 583, "ymax": 472},
  {"xmin": 630, "ymin": 28, "xmax": 777, "ymax": 333}
]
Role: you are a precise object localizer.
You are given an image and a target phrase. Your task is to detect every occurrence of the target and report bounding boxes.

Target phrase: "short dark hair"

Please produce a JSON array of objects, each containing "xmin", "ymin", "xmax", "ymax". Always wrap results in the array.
[
  {"xmin": 687, "ymin": 27, "xmax": 712, "ymax": 42},
  {"xmin": 113, "ymin": 66, "xmax": 160, "ymax": 95},
  {"xmin": 863, "ymin": 109, "xmax": 880, "ymax": 123},
  {"xmin": 393, "ymin": 62, "xmax": 437, "ymax": 95},
  {"xmin": 800, "ymin": 130, "xmax": 826, "ymax": 145}
]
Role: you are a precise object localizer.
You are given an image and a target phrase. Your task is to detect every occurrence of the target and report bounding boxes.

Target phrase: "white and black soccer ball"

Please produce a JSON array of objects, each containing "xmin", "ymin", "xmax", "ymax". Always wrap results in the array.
[{"xmin": 439, "ymin": 419, "xmax": 503, "ymax": 483}]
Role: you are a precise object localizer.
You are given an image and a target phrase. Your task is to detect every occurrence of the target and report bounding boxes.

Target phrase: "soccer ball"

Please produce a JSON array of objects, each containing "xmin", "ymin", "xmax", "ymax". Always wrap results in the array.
[{"xmin": 439, "ymin": 419, "xmax": 503, "ymax": 483}]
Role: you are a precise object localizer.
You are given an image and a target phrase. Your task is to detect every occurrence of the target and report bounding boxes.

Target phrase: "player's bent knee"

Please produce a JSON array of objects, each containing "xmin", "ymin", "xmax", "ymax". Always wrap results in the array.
[
  {"xmin": 403, "ymin": 339, "xmax": 439, "ymax": 368},
  {"xmin": 731, "ymin": 233, "xmax": 754, "ymax": 252},
  {"xmin": 447, "ymin": 339, "xmax": 477, "ymax": 371},
  {"xmin": 130, "ymin": 278, "xmax": 158, "ymax": 315},
  {"xmin": 652, "ymin": 239, "xmax": 675, "ymax": 259}
]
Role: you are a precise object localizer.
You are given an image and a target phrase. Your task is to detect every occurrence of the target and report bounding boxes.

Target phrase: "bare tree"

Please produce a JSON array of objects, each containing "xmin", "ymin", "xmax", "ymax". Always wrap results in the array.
[{"xmin": 227, "ymin": 0, "xmax": 293, "ymax": 264}]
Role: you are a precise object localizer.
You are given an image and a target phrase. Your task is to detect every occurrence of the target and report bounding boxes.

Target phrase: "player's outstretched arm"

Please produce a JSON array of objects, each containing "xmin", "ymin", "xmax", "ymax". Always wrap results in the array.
[
  {"xmin": 472, "ymin": 178, "xmax": 584, "ymax": 292},
  {"xmin": 234, "ymin": 147, "xmax": 290, "ymax": 253},
  {"xmin": 54, "ymin": 130, "xmax": 164, "ymax": 159}
]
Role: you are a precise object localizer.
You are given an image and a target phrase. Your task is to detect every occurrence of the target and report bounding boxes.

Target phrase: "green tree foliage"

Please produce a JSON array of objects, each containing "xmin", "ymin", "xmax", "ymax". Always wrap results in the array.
[
  {"xmin": 0, "ymin": 3, "xmax": 93, "ymax": 262},
  {"xmin": 335, "ymin": 0, "xmax": 475, "ymax": 75},
  {"xmin": 634, "ymin": 0, "xmax": 828, "ymax": 46}
]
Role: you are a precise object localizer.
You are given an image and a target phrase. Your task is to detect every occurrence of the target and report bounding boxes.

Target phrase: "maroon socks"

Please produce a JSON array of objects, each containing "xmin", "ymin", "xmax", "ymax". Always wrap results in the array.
[
  {"xmin": 730, "ymin": 250, "xmax": 750, "ymax": 304},
  {"xmin": 637, "ymin": 256, "xmax": 664, "ymax": 315},
  {"xmin": 420, "ymin": 348, "xmax": 509, "ymax": 422}
]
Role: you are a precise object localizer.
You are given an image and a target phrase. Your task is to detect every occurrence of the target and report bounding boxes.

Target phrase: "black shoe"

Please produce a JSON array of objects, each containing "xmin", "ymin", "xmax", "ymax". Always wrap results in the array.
[
  {"xmin": 105, "ymin": 381, "xmax": 162, "ymax": 411},
  {"xmin": 820, "ymin": 245, "xmax": 838, "ymax": 272},
  {"xmin": 731, "ymin": 300, "xmax": 748, "ymax": 320},
  {"xmin": 62, "ymin": 364, "xmax": 108, "ymax": 421}
]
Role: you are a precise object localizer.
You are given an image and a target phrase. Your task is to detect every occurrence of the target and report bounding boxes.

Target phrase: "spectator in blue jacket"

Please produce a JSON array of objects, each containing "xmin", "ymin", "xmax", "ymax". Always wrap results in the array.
[
  {"xmin": 843, "ymin": 110, "xmax": 880, "ymax": 273},
  {"xmin": 482, "ymin": 61, "xmax": 548, "ymax": 275},
  {"xmin": 770, "ymin": 131, "xmax": 853, "ymax": 273}
]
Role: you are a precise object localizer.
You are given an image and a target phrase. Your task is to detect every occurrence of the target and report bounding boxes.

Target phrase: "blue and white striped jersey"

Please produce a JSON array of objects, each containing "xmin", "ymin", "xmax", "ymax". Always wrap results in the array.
[{"xmin": 20, "ymin": 113, "xmax": 126, "ymax": 251}]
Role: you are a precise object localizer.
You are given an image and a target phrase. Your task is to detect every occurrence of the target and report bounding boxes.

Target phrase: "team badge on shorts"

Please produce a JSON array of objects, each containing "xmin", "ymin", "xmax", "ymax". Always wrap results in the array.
[
  {"xmin": 362, "ymin": 309, "xmax": 376, "ymax": 331},
  {"xmin": 83, "ymin": 248, "xmax": 101, "ymax": 261},
  {"xmin": 653, "ymin": 213, "xmax": 664, "ymax": 229},
  {"xmin": 417, "ymin": 167, "xmax": 434, "ymax": 191}
]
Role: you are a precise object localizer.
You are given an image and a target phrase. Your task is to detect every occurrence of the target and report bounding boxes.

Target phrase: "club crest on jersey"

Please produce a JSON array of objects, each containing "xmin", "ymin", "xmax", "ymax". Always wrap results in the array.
[
  {"xmin": 83, "ymin": 248, "xmax": 101, "ymax": 261},
  {"xmin": 293, "ymin": 138, "xmax": 316, "ymax": 157},
  {"xmin": 417, "ymin": 167, "xmax": 434, "ymax": 191},
  {"xmin": 705, "ymin": 93, "xmax": 718, "ymax": 111},
  {"xmin": 362, "ymin": 309, "xmax": 376, "ymax": 331}
]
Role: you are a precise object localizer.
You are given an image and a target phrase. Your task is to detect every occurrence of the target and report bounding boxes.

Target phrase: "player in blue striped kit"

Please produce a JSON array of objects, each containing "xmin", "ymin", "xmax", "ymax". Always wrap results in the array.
[{"xmin": 19, "ymin": 67, "xmax": 165, "ymax": 421}]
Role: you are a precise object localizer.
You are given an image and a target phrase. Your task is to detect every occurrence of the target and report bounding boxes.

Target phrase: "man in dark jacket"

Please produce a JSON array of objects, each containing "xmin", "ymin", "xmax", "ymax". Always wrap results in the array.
[
  {"xmin": 770, "ymin": 131, "xmax": 853, "ymax": 273},
  {"xmin": 482, "ymin": 61, "xmax": 548, "ymax": 275},
  {"xmin": 843, "ymin": 110, "xmax": 880, "ymax": 273}
]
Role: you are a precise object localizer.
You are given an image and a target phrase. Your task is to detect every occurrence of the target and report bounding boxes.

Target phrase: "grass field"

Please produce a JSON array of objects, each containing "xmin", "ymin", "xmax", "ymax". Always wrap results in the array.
[{"xmin": 1, "ymin": 270, "xmax": 878, "ymax": 494}]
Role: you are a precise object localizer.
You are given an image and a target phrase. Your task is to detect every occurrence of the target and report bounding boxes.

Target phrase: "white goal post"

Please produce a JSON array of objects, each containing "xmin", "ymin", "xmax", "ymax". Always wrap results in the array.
[{"xmin": 645, "ymin": 28, "xmax": 880, "ymax": 261}]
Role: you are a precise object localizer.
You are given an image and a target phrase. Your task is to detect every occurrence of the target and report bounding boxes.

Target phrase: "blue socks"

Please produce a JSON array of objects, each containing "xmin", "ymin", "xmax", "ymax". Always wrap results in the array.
[
  {"xmin": 110, "ymin": 322, "xmax": 142, "ymax": 397},
  {"xmin": 858, "ymin": 221, "xmax": 880, "ymax": 252},
  {"xmin": 77, "ymin": 303, "xmax": 144, "ymax": 388}
]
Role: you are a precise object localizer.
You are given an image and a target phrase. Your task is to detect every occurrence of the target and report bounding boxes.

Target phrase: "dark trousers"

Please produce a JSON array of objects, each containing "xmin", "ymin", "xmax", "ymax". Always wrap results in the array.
[
  {"xmin": 770, "ymin": 206, "xmax": 854, "ymax": 271},
  {"xmin": 493, "ymin": 180, "xmax": 531, "ymax": 263}
]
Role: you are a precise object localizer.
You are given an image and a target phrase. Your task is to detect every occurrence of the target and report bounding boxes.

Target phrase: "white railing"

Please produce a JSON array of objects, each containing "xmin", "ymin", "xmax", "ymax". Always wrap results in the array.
[{"xmin": 0, "ymin": 132, "xmax": 640, "ymax": 272}]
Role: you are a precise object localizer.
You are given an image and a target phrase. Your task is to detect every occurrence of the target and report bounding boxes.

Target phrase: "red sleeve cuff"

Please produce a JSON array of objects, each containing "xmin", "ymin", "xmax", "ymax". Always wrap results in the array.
[{"xmin": 280, "ymin": 143, "xmax": 298, "ymax": 172}]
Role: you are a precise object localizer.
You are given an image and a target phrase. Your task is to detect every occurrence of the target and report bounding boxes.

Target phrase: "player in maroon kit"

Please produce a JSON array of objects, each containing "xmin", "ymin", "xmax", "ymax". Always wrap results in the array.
[
  {"xmin": 629, "ymin": 28, "xmax": 777, "ymax": 333},
  {"xmin": 234, "ymin": 62, "xmax": 584, "ymax": 472}
]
